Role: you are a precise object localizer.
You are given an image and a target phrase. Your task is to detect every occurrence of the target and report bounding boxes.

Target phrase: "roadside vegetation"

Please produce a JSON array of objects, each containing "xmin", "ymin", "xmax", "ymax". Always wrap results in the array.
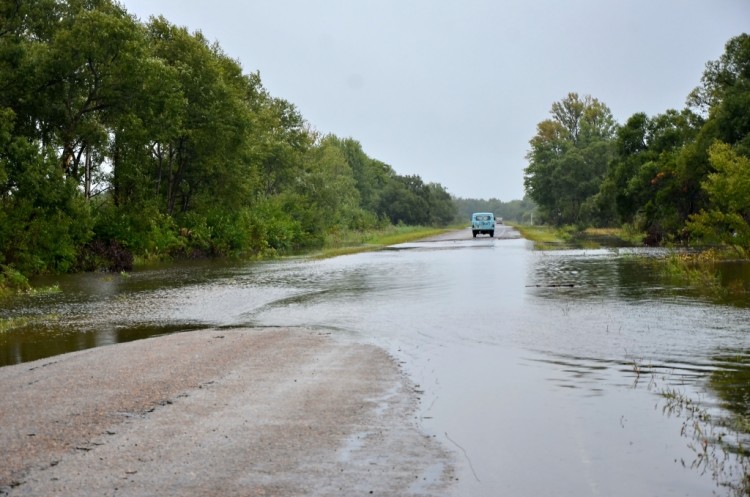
[
  {"xmin": 315, "ymin": 225, "xmax": 459, "ymax": 259},
  {"xmin": 630, "ymin": 357, "xmax": 750, "ymax": 497},
  {"xmin": 515, "ymin": 31, "xmax": 750, "ymax": 311},
  {"xmin": 2, "ymin": 1, "xmax": 747, "ymax": 302},
  {"xmin": 0, "ymin": 0, "xmax": 457, "ymax": 295},
  {"xmin": 511, "ymin": 224, "xmax": 641, "ymax": 250},
  {"xmin": 523, "ymin": 34, "xmax": 750, "ymax": 256}
]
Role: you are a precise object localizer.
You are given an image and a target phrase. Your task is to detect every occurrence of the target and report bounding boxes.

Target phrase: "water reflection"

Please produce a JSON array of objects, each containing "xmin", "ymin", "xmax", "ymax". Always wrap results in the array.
[
  {"xmin": 710, "ymin": 351, "xmax": 750, "ymax": 420},
  {"xmin": 0, "ymin": 322, "xmax": 206, "ymax": 366}
]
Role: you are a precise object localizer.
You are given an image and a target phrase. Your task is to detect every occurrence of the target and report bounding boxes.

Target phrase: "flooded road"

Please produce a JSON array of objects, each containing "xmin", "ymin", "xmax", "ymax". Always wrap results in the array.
[{"xmin": 2, "ymin": 225, "xmax": 749, "ymax": 496}]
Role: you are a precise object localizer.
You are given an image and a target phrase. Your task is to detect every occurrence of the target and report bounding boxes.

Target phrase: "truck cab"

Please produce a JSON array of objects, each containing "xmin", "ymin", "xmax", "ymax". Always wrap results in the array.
[{"xmin": 471, "ymin": 212, "xmax": 495, "ymax": 238}]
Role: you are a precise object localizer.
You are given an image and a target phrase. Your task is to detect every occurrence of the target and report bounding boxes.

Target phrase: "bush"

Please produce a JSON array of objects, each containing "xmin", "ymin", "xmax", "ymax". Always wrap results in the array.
[
  {"xmin": 78, "ymin": 239, "xmax": 134, "ymax": 272},
  {"xmin": 0, "ymin": 265, "xmax": 30, "ymax": 295}
]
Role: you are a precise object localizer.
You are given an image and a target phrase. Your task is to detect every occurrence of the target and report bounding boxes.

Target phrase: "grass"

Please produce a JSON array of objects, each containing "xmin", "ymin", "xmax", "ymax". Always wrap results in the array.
[
  {"xmin": 0, "ymin": 279, "xmax": 61, "ymax": 300},
  {"xmin": 510, "ymin": 224, "xmax": 570, "ymax": 248},
  {"xmin": 659, "ymin": 250, "xmax": 724, "ymax": 288},
  {"xmin": 313, "ymin": 225, "xmax": 460, "ymax": 259},
  {"xmin": 510, "ymin": 223, "xmax": 643, "ymax": 250},
  {"xmin": 0, "ymin": 315, "xmax": 32, "ymax": 333}
]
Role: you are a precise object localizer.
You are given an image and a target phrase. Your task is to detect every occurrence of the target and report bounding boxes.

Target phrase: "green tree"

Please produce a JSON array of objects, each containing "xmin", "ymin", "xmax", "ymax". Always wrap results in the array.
[
  {"xmin": 452, "ymin": 196, "xmax": 537, "ymax": 224},
  {"xmin": 0, "ymin": 0, "xmax": 464, "ymax": 281},
  {"xmin": 599, "ymin": 109, "xmax": 701, "ymax": 241},
  {"xmin": 142, "ymin": 18, "xmax": 254, "ymax": 217},
  {"xmin": 0, "ymin": 108, "xmax": 92, "ymax": 274},
  {"xmin": 524, "ymin": 93, "xmax": 617, "ymax": 225},
  {"xmin": 687, "ymin": 142, "xmax": 750, "ymax": 250},
  {"xmin": 322, "ymin": 136, "xmax": 392, "ymax": 214},
  {"xmin": 424, "ymin": 182, "xmax": 456, "ymax": 226},
  {"xmin": 376, "ymin": 174, "xmax": 454, "ymax": 226},
  {"xmin": 296, "ymin": 134, "xmax": 363, "ymax": 235}
]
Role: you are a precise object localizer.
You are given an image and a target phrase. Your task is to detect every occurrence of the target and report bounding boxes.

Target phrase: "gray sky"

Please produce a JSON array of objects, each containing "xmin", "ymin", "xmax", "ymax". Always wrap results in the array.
[{"xmin": 120, "ymin": 0, "xmax": 749, "ymax": 201}]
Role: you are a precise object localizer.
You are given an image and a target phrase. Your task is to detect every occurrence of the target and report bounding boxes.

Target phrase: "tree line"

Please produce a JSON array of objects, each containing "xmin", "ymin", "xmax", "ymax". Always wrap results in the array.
[
  {"xmin": 452, "ymin": 197, "xmax": 536, "ymax": 224},
  {"xmin": 0, "ymin": 0, "xmax": 456, "ymax": 283},
  {"xmin": 524, "ymin": 33, "xmax": 750, "ymax": 249}
]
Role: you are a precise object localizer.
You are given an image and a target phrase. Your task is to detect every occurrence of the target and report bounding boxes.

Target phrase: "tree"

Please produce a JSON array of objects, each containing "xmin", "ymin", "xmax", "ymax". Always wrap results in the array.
[
  {"xmin": 141, "ymin": 18, "xmax": 256, "ymax": 216},
  {"xmin": 424, "ymin": 182, "xmax": 456, "ymax": 226},
  {"xmin": 0, "ymin": 0, "xmax": 462, "ymax": 279},
  {"xmin": 524, "ymin": 93, "xmax": 617, "ymax": 225},
  {"xmin": 25, "ymin": 1, "xmax": 145, "ymax": 183},
  {"xmin": 0, "ymin": 108, "xmax": 92, "ymax": 274},
  {"xmin": 687, "ymin": 141, "xmax": 750, "ymax": 250},
  {"xmin": 600, "ymin": 109, "xmax": 700, "ymax": 240},
  {"xmin": 297, "ymin": 135, "xmax": 362, "ymax": 234},
  {"xmin": 688, "ymin": 34, "xmax": 750, "ymax": 117}
]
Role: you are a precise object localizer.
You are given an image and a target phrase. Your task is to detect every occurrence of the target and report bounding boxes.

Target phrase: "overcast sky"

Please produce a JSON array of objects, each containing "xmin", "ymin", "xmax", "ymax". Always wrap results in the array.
[{"xmin": 120, "ymin": 0, "xmax": 749, "ymax": 201}]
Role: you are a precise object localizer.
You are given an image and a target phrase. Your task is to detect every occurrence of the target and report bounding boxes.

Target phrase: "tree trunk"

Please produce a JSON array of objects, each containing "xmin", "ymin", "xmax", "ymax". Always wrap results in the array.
[{"xmin": 84, "ymin": 146, "xmax": 91, "ymax": 199}]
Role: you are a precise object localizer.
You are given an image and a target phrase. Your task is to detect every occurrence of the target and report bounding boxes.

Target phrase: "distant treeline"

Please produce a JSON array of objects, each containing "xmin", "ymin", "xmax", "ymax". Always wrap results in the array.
[
  {"xmin": 524, "ymin": 34, "xmax": 750, "ymax": 249},
  {"xmin": 453, "ymin": 197, "xmax": 537, "ymax": 224},
  {"xmin": 0, "ymin": 0, "xmax": 456, "ymax": 284}
]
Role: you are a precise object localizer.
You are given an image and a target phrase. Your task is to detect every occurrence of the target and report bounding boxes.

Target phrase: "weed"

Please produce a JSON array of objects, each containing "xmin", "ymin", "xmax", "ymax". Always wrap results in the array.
[
  {"xmin": 660, "ymin": 387, "xmax": 750, "ymax": 496},
  {"xmin": 24, "ymin": 284, "xmax": 61, "ymax": 296},
  {"xmin": 0, "ymin": 316, "xmax": 31, "ymax": 333}
]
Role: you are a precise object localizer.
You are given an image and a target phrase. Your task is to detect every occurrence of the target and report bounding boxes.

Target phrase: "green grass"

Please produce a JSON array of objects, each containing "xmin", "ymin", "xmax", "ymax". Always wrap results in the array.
[
  {"xmin": 313, "ymin": 225, "xmax": 460, "ymax": 259},
  {"xmin": 509, "ymin": 224, "xmax": 571, "ymax": 249},
  {"xmin": 510, "ymin": 223, "xmax": 643, "ymax": 250}
]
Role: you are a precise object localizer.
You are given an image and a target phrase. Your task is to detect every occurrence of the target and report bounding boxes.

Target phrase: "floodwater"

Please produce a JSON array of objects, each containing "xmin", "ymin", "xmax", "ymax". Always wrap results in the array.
[{"xmin": 2, "ymin": 225, "xmax": 750, "ymax": 496}]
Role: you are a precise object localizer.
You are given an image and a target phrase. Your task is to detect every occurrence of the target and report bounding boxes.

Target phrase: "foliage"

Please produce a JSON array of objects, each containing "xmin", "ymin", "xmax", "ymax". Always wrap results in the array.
[
  {"xmin": 0, "ymin": 0, "xmax": 456, "ymax": 290},
  {"xmin": 687, "ymin": 142, "xmax": 750, "ymax": 252},
  {"xmin": 524, "ymin": 93, "xmax": 617, "ymax": 226},
  {"xmin": 524, "ymin": 34, "xmax": 750, "ymax": 251},
  {"xmin": 377, "ymin": 174, "xmax": 455, "ymax": 226},
  {"xmin": 599, "ymin": 109, "xmax": 701, "ymax": 243},
  {"xmin": 0, "ymin": 265, "xmax": 29, "ymax": 296},
  {"xmin": 0, "ymin": 108, "xmax": 93, "ymax": 275},
  {"xmin": 453, "ymin": 196, "xmax": 537, "ymax": 224}
]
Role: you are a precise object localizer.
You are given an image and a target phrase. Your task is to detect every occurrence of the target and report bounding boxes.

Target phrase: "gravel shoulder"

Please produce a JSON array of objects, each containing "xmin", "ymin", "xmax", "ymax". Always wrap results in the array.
[{"xmin": 0, "ymin": 327, "xmax": 456, "ymax": 496}]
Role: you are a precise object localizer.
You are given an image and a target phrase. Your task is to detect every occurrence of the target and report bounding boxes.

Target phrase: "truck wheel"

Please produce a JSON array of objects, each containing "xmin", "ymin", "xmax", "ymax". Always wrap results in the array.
[
  {"xmin": 490, "ymin": 231, "xmax": 494, "ymax": 237},
  {"xmin": 472, "ymin": 231, "xmax": 477, "ymax": 238}
]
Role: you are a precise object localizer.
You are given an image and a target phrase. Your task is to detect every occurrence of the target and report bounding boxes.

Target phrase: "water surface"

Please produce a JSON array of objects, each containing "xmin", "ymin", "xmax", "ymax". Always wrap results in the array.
[{"xmin": 2, "ymin": 226, "xmax": 749, "ymax": 496}]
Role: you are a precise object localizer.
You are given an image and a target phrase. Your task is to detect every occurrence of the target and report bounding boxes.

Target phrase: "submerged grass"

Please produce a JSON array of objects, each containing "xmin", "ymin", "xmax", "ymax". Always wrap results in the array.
[
  {"xmin": 640, "ymin": 248, "xmax": 749, "ymax": 302},
  {"xmin": 630, "ymin": 355, "xmax": 750, "ymax": 496},
  {"xmin": 660, "ymin": 250, "xmax": 724, "ymax": 288},
  {"xmin": 660, "ymin": 387, "xmax": 750, "ymax": 497},
  {"xmin": 0, "ymin": 316, "xmax": 32, "ymax": 334}
]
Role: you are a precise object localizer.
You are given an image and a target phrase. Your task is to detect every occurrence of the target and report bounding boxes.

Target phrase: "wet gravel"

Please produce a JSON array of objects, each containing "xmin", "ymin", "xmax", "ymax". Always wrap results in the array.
[{"xmin": 0, "ymin": 327, "xmax": 456, "ymax": 496}]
